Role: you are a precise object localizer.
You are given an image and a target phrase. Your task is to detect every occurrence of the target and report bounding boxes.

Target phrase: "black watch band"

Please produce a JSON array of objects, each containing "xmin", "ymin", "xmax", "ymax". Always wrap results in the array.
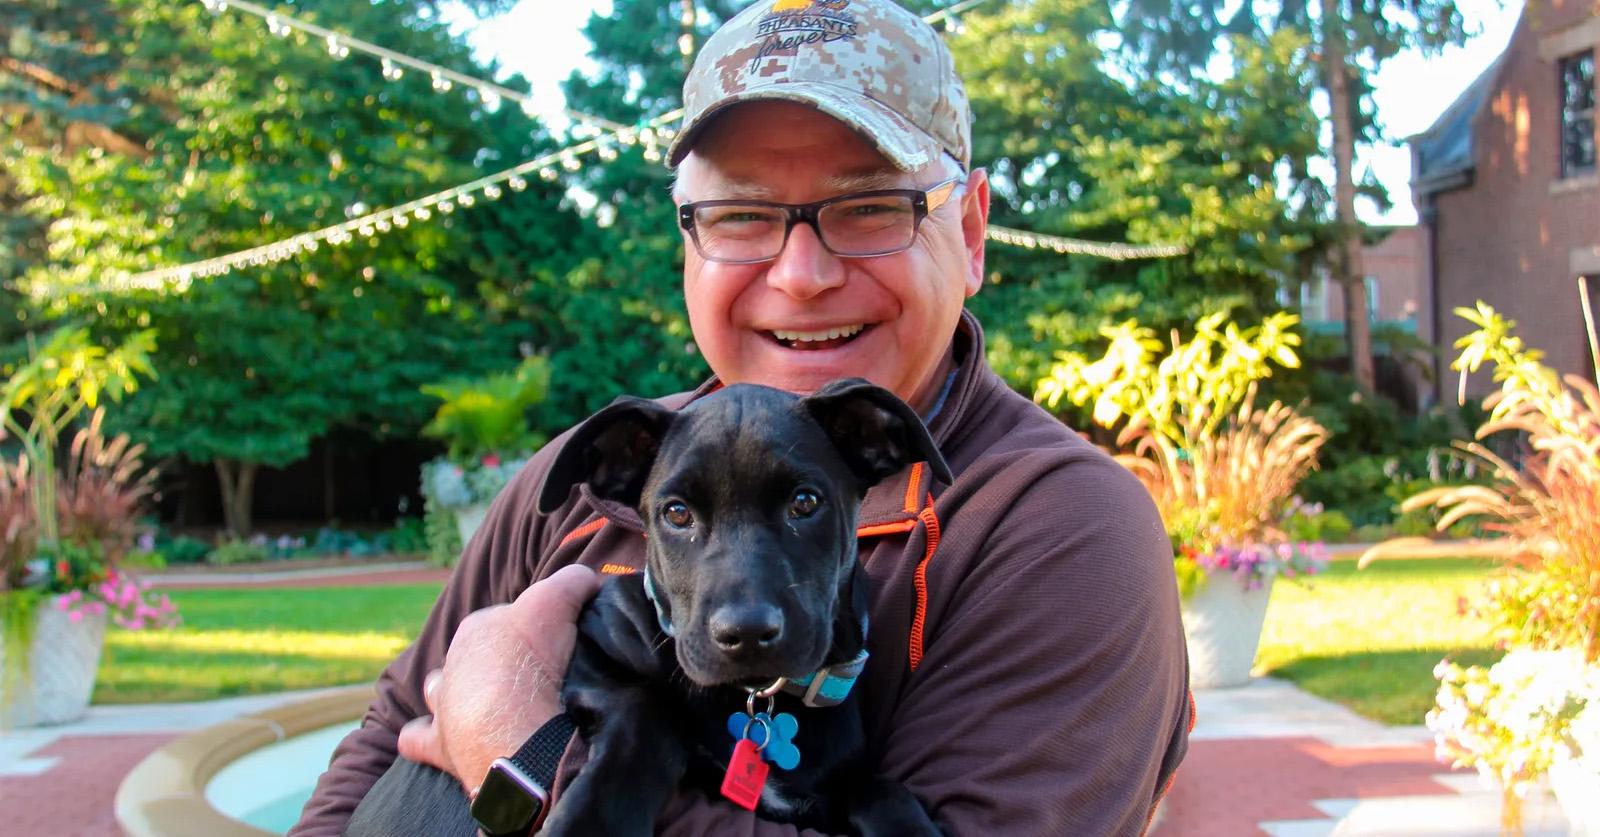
[
  {"xmin": 509, "ymin": 712, "xmax": 576, "ymax": 791},
  {"xmin": 470, "ymin": 713, "xmax": 576, "ymax": 836}
]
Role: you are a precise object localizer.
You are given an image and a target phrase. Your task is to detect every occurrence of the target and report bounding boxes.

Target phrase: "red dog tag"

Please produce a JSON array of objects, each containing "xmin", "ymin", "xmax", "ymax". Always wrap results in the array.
[{"xmin": 721, "ymin": 738, "xmax": 769, "ymax": 811}]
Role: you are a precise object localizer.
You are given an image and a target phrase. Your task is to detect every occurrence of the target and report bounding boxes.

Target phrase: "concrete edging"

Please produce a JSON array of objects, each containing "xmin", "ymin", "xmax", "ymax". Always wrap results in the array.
[{"xmin": 115, "ymin": 685, "xmax": 373, "ymax": 837}]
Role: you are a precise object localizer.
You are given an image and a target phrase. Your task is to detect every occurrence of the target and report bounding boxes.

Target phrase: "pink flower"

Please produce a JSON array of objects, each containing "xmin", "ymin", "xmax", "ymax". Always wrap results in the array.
[
  {"xmin": 68, "ymin": 610, "xmax": 83, "ymax": 624},
  {"xmin": 483, "ymin": 453, "xmax": 502, "ymax": 469}
]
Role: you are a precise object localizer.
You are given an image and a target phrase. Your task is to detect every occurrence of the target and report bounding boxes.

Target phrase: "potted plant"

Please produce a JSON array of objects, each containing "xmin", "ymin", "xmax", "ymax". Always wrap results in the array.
[
  {"xmin": 419, "ymin": 356, "xmax": 551, "ymax": 555},
  {"xmin": 1366, "ymin": 302, "xmax": 1600, "ymax": 832},
  {"xmin": 1037, "ymin": 312, "xmax": 1331, "ymax": 688},
  {"xmin": 1, "ymin": 327, "xmax": 177, "ymax": 727}
]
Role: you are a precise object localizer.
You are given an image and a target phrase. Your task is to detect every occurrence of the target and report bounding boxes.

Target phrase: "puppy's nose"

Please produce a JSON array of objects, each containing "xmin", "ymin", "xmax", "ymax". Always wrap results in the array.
[{"xmin": 708, "ymin": 604, "xmax": 784, "ymax": 655}]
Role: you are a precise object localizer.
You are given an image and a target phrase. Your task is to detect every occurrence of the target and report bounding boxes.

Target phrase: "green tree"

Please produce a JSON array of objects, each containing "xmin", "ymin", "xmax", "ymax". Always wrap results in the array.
[
  {"xmin": 3, "ymin": 0, "xmax": 583, "ymax": 535},
  {"xmin": 1116, "ymin": 0, "xmax": 1471, "ymax": 391},
  {"xmin": 952, "ymin": 0, "xmax": 1323, "ymax": 395}
]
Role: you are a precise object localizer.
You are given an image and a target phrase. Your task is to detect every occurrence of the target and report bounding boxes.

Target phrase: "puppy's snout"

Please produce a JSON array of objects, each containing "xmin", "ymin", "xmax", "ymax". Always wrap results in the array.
[{"xmin": 708, "ymin": 604, "xmax": 784, "ymax": 656}]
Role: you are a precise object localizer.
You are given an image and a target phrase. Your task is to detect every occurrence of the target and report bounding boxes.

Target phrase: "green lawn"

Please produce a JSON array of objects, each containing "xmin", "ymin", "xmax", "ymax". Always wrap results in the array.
[
  {"xmin": 1256, "ymin": 557, "xmax": 1503, "ymax": 725},
  {"xmin": 95, "ymin": 558, "xmax": 1503, "ymax": 725},
  {"xmin": 93, "ymin": 583, "xmax": 444, "ymax": 703}
]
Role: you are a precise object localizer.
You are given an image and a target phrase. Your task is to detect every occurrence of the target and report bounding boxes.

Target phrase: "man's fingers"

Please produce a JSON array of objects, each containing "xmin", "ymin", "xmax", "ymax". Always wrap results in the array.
[
  {"xmin": 396, "ymin": 715, "xmax": 452, "ymax": 777},
  {"xmin": 508, "ymin": 564, "xmax": 602, "ymax": 625}
]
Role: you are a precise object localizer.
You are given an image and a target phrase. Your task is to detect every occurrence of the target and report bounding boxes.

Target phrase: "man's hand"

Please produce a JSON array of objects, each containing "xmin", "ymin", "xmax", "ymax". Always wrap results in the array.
[{"xmin": 397, "ymin": 564, "xmax": 602, "ymax": 794}]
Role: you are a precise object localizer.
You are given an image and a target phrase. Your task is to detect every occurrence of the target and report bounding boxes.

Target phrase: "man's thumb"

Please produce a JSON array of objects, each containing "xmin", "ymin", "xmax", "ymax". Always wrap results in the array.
[
  {"xmin": 510, "ymin": 564, "xmax": 602, "ymax": 624},
  {"xmin": 396, "ymin": 715, "xmax": 451, "ymax": 777}
]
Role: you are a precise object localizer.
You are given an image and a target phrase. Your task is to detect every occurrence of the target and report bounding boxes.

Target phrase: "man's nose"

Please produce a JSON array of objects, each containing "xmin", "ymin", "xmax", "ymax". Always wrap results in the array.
[
  {"xmin": 708, "ymin": 603, "xmax": 785, "ymax": 656},
  {"xmin": 764, "ymin": 221, "xmax": 846, "ymax": 300}
]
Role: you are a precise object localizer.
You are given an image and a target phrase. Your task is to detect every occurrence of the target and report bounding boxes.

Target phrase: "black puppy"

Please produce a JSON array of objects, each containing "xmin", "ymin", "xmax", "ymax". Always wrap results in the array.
[{"xmin": 534, "ymin": 379, "xmax": 948, "ymax": 836}]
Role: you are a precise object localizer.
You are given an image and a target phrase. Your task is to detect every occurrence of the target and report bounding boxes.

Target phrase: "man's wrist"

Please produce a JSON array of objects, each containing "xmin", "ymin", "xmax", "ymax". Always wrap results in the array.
[{"xmin": 469, "ymin": 713, "xmax": 575, "ymax": 836}]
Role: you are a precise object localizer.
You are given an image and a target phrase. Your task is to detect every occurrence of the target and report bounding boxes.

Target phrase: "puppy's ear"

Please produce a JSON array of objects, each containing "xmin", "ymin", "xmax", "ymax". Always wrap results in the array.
[
  {"xmin": 537, "ymin": 397, "xmax": 676, "ymax": 514},
  {"xmin": 802, "ymin": 378, "xmax": 953, "ymax": 489}
]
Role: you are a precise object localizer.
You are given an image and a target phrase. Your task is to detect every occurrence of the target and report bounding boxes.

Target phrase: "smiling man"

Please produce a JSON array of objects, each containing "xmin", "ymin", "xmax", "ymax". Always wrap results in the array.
[{"xmin": 294, "ymin": 2, "xmax": 1190, "ymax": 835}]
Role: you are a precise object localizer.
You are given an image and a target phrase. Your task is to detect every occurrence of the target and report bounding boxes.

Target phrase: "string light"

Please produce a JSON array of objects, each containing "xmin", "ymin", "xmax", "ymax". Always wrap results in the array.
[
  {"xmin": 194, "ymin": 0, "xmax": 626, "ymax": 138},
  {"xmin": 64, "ymin": 0, "xmax": 1041, "ymax": 296},
  {"xmin": 985, "ymin": 225, "xmax": 1188, "ymax": 260}
]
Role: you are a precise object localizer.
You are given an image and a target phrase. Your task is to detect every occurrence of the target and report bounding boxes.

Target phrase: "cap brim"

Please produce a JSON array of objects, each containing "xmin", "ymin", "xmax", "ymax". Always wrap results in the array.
[{"xmin": 666, "ymin": 82, "xmax": 946, "ymax": 173}]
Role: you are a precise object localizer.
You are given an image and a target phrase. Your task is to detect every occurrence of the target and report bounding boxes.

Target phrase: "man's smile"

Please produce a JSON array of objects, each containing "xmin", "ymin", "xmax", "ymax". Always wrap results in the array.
[{"xmin": 765, "ymin": 323, "xmax": 873, "ymax": 351}]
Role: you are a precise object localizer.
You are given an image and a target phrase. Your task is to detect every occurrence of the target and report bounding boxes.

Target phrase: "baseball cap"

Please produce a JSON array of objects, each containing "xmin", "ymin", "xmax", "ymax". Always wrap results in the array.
[{"xmin": 666, "ymin": 0, "xmax": 972, "ymax": 173}]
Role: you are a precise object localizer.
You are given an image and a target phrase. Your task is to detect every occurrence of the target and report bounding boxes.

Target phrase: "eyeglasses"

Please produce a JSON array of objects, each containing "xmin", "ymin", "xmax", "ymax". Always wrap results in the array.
[{"xmin": 678, "ymin": 177, "xmax": 963, "ymax": 264}]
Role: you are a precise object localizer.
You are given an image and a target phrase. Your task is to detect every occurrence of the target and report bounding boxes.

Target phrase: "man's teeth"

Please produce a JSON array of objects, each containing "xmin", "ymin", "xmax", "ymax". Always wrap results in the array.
[{"xmin": 772, "ymin": 325, "xmax": 865, "ymax": 343}]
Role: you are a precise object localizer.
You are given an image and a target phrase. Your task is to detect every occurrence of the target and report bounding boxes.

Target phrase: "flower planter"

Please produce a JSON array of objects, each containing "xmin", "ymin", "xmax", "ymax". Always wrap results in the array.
[
  {"xmin": 454, "ymin": 503, "xmax": 490, "ymax": 548},
  {"xmin": 1550, "ymin": 757, "xmax": 1600, "ymax": 836},
  {"xmin": 1180, "ymin": 574, "xmax": 1275, "ymax": 689},
  {"xmin": 0, "ymin": 602, "xmax": 107, "ymax": 727}
]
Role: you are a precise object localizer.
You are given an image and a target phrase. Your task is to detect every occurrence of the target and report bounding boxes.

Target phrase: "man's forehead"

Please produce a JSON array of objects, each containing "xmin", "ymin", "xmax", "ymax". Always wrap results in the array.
[{"xmin": 694, "ymin": 166, "xmax": 909, "ymax": 200}]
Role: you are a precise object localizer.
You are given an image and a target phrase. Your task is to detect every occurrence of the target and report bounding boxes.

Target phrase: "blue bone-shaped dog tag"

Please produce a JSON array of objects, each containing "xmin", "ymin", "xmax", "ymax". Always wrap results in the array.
[{"xmin": 726, "ymin": 711, "xmax": 801, "ymax": 770}]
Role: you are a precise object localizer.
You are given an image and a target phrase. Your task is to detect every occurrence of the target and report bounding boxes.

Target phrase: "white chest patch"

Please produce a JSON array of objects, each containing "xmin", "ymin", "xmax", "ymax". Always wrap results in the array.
[{"xmin": 760, "ymin": 784, "xmax": 799, "ymax": 818}]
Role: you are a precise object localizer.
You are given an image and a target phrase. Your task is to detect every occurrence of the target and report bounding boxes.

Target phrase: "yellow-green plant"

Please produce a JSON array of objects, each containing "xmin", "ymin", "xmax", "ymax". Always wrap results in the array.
[
  {"xmin": 1036, "ymin": 312, "xmax": 1329, "ymax": 594},
  {"xmin": 0, "ymin": 327, "xmax": 156, "ymax": 545},
  {"xmin": 1362, "ymin": 302, "xmax": 1600, "ymax": 833},
  {"xmin": 1366, "ymin": 303, "xmax": 1600, "ymax": 662}
]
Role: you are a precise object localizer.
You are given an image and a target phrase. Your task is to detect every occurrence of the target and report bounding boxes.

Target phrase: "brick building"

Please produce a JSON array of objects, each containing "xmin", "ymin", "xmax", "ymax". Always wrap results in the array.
[{"xmin": 1411, "ymin": 0, "xmax": 1599, "ymax": 403}]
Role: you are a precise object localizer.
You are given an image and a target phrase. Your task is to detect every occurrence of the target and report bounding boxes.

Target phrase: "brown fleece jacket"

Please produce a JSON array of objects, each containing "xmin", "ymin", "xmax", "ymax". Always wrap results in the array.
[{"xmin": 292, "ymin": 311, "xmax": 1191, "ymax": 836}]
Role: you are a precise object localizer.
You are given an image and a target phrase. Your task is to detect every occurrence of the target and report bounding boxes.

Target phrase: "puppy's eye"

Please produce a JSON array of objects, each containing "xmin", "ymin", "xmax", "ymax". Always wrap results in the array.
[
  {"xmin": 662, "ymin": 501, "xmax": 694, "ymax": 529},
  {"xmin": 789, "ymin": 489, "xmax": 821, "ymax": 519}
]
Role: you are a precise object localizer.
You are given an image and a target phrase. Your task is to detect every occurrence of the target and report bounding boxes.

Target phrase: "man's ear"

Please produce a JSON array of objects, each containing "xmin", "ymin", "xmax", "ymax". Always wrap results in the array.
[
  {"xmin": 537, "ymin": 397, "xmax": 676, "ymax": 514},
  {"xmin": 801, "ymin": 378, "xmax": 953, "ymax": 489}
]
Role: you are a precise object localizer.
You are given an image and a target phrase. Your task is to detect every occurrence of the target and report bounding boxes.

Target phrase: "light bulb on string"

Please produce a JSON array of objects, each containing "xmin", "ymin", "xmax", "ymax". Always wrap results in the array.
[
  {"xmin": 507, "ymin": 176, "xmax": 527, "ymax": 192},
  {"xmin": 483, "ymin": 184, "xmax": 503, "ymax": 200},
  {"xmin": 375, "ymin": 218, "xmax": 392, "ymax": 232},
  {"xmin": 201, "ymin": 0, "xmax": 227, "ymax": 13},
  {"xmin": 480, "ymin": 89, "xmax": 502, "ymax": 111},
  {"xmin": 431, "ymin": 70, "xmax": 453, "ymax": 92},
  {"xmin": 381, "ymin": 58, "xmax": 403, "ymax": 81},
  {"xmin": 414, "ymin": 207, "xmax": 432, "ymax": 221},
  {"xmin": 539, "ymin": 167, "xmax": 558, "ymax": 181},
  {"xmin": 597, "ymin": 141, "xmax": 618, "ymax": 161},
  {"xmin": 457, "ymin": 192, "xmax": 476, "ymax": 207},
  {"xmin": 393, "ymin": 215, "xmax": 409, "ymax": 228},
  {"xmin": 643, "ymin": 144, "xmax": 663, "ymax": 163},
  {"xmin": 326, "ymin": 36, "xmax": 349, "ymax": 59},
  {"xmin": 266, "ymin": 15, "xmax": 290, "ymax": 36},
  {"xmin": 560, "ymin": 152, "xmax": 581, "ymax": 172},
  {"xmin": 438, "ymin": 200, "xmax": 455, "ymax": 214}
]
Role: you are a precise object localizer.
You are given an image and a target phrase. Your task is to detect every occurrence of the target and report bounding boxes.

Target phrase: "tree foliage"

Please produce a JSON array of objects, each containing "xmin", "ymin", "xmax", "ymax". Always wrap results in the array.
[{"xmin": 2, "ymin": 0, "xmax": 581, "ymax": 534}]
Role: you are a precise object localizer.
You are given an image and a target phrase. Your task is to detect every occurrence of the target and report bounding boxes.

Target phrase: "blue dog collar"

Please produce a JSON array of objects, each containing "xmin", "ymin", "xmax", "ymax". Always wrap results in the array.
[
  {"xmin": 642, "ymin": 569, "xmax": 868, "ymax": 707},
  {"xmin": 781, "ymin": 648, "xmax": 869, "ymax": 707}
]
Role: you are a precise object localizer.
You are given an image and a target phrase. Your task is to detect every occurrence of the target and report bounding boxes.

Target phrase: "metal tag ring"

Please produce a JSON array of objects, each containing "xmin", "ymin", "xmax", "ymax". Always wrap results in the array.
[{"xmin": 739, "ymin": 714, "xmax": 772, "ymax": 752}]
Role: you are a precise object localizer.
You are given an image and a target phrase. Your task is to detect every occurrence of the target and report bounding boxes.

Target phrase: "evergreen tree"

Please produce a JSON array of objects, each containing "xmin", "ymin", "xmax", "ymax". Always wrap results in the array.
[{"xmin": 1116, "ymin": 0, "xmax": 1471, "ymax": 391}]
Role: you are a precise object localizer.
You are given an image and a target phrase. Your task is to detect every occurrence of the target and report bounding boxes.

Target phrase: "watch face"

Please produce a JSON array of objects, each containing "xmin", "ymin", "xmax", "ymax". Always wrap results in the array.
[{"xmin": 471, "ymin": 759, "xmax": 547, "ymax": 836}]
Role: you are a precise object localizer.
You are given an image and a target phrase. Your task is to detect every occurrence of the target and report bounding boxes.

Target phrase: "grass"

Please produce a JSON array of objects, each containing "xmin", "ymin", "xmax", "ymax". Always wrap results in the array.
[
  {"xmin": 93, "ymin": 583, "xmax": 444, "ymax": 703},
  {"xmin": 93, "ymin": 558, "xmax": 1503, "ymax": 723},
  {"xmin": 1256, "ymin": 556, "xmax": 1504, "ymax": 726}
]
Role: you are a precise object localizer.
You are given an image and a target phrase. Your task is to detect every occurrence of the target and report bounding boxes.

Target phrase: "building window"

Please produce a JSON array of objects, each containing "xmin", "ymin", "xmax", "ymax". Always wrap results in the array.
[{"xmin": 1560, "ymin": 50, "xmax": 1596, "ymax": 178}]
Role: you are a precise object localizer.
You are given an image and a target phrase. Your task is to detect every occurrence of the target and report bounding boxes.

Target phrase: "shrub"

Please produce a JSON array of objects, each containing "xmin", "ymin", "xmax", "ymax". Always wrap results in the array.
[{"xmin": 209, "ymin": 539, "xmax": 271, "ymax": 566}]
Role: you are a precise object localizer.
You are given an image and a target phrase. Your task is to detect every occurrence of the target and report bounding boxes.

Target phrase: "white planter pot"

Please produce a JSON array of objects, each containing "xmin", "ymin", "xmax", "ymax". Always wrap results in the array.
[
  {"xmin": 0, "ymin": 600, "xmax": 107, "ymax": 727},
  {"xmin": 1550, "ymin": 757, "xmax": 1600, "ymax": 836},
  {"xmin": 454, "ymin": 503, "xmax": 490, "ymax": 548},
  {"xmin": 1180, "ymin": 573, "xmax": 1275, "ymax": 689}
]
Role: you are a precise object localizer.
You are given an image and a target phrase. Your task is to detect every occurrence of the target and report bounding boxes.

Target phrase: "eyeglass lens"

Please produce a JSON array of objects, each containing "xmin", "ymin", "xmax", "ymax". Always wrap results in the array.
[{"xmin": 692, "ymin": 194, "xmax": 918, "ymax": 262}]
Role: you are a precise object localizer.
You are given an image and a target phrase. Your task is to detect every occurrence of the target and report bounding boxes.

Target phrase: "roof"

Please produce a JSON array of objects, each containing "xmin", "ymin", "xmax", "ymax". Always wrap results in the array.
[{"xmin": 1409, "ymin": 52, "xmax": 1506, "ymax": 196}]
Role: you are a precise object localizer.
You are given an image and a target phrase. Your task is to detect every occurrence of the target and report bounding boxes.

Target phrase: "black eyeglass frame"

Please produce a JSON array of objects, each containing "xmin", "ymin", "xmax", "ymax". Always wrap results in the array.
[{"xmin": 677, "ymin": 177, "xmax": 963, "ymax": 265}]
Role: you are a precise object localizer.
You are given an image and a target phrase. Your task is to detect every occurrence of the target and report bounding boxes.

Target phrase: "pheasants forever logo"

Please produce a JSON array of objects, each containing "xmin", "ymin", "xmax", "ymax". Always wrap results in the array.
[{"xmin": 750, "ymin": 0, "xmax": 857, "ymax": 72}]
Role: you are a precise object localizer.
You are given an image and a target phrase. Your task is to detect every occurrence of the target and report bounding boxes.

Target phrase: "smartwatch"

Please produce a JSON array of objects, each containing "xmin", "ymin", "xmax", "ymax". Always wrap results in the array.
[{"xmin": 470, "ymin": 713, "xmax": 576, "ymax": 836}]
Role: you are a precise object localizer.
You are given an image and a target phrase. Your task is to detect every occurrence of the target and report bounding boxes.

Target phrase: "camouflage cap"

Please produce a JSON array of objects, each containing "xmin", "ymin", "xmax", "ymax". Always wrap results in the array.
[{"xmin": 667, "ymin": 0, "xmax": 972, "ymax": 173}]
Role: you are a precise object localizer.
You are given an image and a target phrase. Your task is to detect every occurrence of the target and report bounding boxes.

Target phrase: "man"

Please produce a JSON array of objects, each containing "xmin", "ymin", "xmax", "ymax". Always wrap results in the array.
[{"xmin": 293, "ymin": 1, "xmax": 1190, "ymax": 834}]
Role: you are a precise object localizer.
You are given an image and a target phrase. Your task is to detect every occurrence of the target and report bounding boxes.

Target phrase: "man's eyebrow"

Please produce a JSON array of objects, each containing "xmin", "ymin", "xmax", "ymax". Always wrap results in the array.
[{"xmin": 819, "ymin": 169, "xmax": 904, "ymax": 192}]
